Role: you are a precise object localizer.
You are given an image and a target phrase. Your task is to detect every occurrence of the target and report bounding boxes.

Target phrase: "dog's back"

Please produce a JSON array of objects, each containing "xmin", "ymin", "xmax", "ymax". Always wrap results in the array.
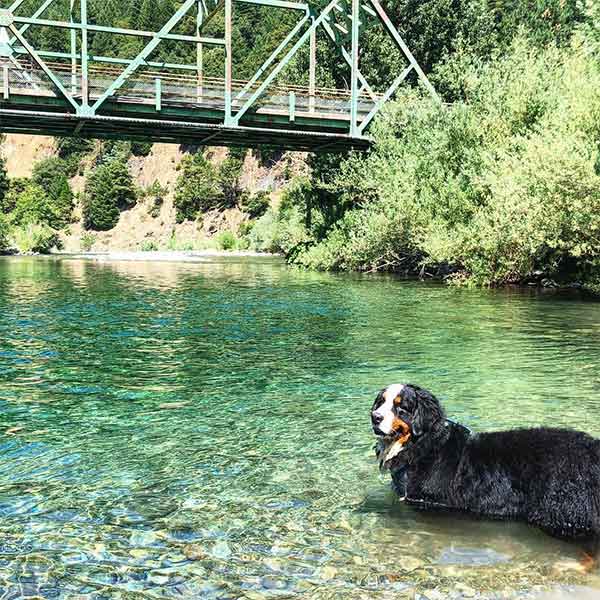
[{"xmin": 450, "ymin": 428, "xmax": 600, "ymax": 540}]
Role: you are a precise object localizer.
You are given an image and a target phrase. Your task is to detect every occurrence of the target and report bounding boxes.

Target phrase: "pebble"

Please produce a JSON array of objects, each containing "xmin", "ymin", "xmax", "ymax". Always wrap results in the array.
[
  {"xmin": 211, "ymin": 540, "xmax": 232, "ymax": 559},
  {"xmin": 130, "ymin": 530, "xmax": 158, "ymax": 546},
  {"xmin": 317, "ymin": 565, "xmax": 338, "ymax": 580},
  {"xmin": 6, "ymin": 427, "xmax": 24, "ymax": 435},
  {"xmin": 149, "ymin": 574, "xmax": 169, "ymax": 585},
  {"xmin": 183, "ymin": 544, "xmax": 207, "ymax": 561},
  {"xmin": 399, "ymin": 557, "xmax": 426, "ymax": 572}
]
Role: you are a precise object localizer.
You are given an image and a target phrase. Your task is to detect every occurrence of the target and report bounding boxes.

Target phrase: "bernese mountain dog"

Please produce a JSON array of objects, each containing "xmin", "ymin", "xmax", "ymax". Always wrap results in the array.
[{"xmin": 371, "ymin": 383, "xmax": 600, "ymax": 555}]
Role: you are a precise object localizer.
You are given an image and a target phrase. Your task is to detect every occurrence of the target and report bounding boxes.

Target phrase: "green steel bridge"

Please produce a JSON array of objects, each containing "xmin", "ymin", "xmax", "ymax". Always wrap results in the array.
[{"xmin": 0, "ymin": 0, "xmax": 436, "ymax": 151}]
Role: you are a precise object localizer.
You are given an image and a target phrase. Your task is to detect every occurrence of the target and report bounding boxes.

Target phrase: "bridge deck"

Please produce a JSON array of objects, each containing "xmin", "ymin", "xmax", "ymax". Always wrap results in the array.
[{"xmin": 0, "ymin": 60, "xmax": 376, "ymax": 151}]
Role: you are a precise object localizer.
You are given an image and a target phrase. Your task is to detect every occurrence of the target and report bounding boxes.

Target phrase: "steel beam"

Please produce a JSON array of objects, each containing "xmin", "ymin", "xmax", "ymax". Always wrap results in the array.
[
  {"xmin": 232, "ymin": 0, "xmax": 339, "ymax": 125},
  {"xmin": 224, "ymin": 0, "xmax": 232, "ymax": 123},
  {"xmin": 11, "ymin": 17, "xmax": 224, "ymax": 45},
  {"xmin": 8, "ymin": 24, "xmax": 79, "ymax": 111},
  {"xmin": 80, "ymin": 0, "xmax": 89, "ymax": 109},
  {"xmin": 368, "ymin": 0, "xmax": 438, "ymax": 101},
  {"xmin": 349, "ymin": 0, "xmax": 359, "ymax": 136},
  {"xmin": 358, "ymin": 64, "xmax": 412, "ymax": 133},
  {"xmin": 90, "ymin": 0, "xmax": 199, "ymax": 112}
]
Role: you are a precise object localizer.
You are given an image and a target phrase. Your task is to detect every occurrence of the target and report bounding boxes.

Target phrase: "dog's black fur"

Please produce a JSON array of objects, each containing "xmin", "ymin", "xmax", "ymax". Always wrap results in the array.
[{"xmin": 371, "ymin": 384, "xmax": 600, "ymax": 547}]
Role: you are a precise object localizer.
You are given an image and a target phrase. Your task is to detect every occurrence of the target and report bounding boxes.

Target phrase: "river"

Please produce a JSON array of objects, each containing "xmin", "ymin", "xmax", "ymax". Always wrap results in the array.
[{"xmin": 1, "ymin": 255, "xmax": 599, "ymax": 598}]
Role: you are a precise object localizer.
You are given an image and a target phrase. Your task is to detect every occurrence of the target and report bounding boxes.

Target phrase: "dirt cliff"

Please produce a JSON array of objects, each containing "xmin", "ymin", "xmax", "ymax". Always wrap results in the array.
[{"xmin": 1, "ymin": 134, "xmax": 307, "ymax": 252}]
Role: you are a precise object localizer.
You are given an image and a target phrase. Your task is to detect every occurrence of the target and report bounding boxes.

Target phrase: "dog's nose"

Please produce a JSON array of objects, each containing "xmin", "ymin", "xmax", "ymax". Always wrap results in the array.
[{"xmin": 372, "ymin": 412, "xmax": 383, "ymax": 425}]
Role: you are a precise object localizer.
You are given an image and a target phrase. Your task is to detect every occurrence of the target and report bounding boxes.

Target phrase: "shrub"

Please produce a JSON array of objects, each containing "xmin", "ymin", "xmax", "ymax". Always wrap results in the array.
[
  {"xmin": 80, "ymin": 232, "xmax": 96, "ymax": 252},
  {"xmin": 10, "ymin": 182, "xmax": 67, "ymax": 230},
  {"xmin": 56, "ymin": 137, "xmax": 94, "ymax": 176},
  {"xmin": 218, "ymin": 149, "xmax": 246, "ymax": 207},
  {"xmin": 216, "ymin": 230, "xmax": 238, "ymax": 250},
  {"xmin": 131, "ymin": 141, "xmax": 153, "ymax": 157},
  {"xmin": 100, "ymin": 140, "xmax": 132, "ymax": 164},
  {"xmin": 1, "ymin": 178, "xmax": 29, "ymax": 215},
  {"xmin": 9, "ymin": 223, "xmax": 61, "ymax": 254},
  {"xmin": 144, "ymin": 180, "xmax": 167, "ymax": 218},
  {"xmin": 174, "ymin": 152, "xmax": 222, "ymax": 222},
  {"xmin": 238, "ymin": 220, "xmax": 254, "ymax": 237},
  {"xmin": 242, "ymin": 191, "xmax": 270, "ymax": 219},
  {"xmin": 248, "ymin": 205, "xmax": 309, "ymax": 255},
  {"xmin": 140, "ymin": 239, "xmax": 158, "ymax": 251},
  {"xmin": 0, "ymin": 214, "xmax": 7, "ymax": 251},
  {"xmin": 83, "ymin": 158, "xmax": 136, "ymax": 231},
  {"xmin": 0, "ymin": 157, "xmax": 8, "ymax": 209}
]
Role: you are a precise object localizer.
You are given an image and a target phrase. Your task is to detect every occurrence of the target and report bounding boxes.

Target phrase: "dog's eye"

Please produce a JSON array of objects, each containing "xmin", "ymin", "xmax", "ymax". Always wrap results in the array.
[{"xmin": 373, "ymin": 396, "xmax": 384, "ymax": 410}]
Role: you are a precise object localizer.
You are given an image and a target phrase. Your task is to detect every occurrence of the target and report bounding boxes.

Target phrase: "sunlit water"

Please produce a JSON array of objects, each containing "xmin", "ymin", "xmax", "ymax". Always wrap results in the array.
[{"xmin": 1, "ymin": 256, "xmax": 600, "ymax": 599}]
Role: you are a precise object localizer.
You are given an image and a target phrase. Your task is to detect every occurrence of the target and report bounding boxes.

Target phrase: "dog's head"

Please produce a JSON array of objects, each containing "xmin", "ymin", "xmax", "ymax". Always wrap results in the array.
[{"xmin": 371, "ymin": 384, "xmax": 445, "ymax": 465}]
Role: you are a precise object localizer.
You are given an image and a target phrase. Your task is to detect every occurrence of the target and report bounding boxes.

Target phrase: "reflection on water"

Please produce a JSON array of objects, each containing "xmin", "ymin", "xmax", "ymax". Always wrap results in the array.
[{"xmin": 1, "ymin": 255, "xmax": 600, "ymax": 598}]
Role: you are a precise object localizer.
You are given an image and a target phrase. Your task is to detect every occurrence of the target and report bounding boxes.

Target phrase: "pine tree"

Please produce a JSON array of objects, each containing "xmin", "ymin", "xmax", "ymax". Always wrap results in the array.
[{"xmin": 83, "ymin": 158, "xmax": 136, "ymax": 231}]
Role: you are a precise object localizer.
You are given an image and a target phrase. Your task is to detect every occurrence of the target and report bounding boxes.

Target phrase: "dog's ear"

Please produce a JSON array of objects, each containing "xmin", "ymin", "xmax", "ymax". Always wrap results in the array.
[{"xmin": 412, "ymin": 387, "xmax": 444, "ymax": 437}]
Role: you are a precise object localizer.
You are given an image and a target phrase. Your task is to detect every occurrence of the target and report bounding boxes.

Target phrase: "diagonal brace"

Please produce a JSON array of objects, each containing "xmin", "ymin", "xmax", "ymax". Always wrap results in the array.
[
  {"xmin": 8, "ymin": 24, "xmax": 79, "ymax": 111},
  {"xmin": 91, "ymin": 0, "xmax": 198, "ymax": 112},
  {"xmin": 9, "ymin": 0, "xmax": 57, "ymax": 46},
  {"xmin": 358, "ymin": 64, "xmax": 412, "ymax": 132},
  {"xmin": 232, "ymin": 0, "xmax": 340, "ymax": 125},
  {"xmin": 320, "ymin": 18, "xmax": 376, "ymax": 101},
  {"xmin": 235, "ymin": 11, "xmax": 310, "ymax": 102},
  {"xmin": 369, "ymin": 0, "xmax": 438, "ymax": 101}
]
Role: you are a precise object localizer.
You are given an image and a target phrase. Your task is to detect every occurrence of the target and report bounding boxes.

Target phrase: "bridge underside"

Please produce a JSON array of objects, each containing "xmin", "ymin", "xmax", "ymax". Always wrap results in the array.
[{"xmin": 0, "ymin": 99, "xmax": 369, "ymax": 152}]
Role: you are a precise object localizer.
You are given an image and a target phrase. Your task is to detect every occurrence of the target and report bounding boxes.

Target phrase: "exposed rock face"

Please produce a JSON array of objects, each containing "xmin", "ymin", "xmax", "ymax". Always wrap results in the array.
[{"xmin": 1, "ymin": 134, "xmax": 308, "ymax": 252}]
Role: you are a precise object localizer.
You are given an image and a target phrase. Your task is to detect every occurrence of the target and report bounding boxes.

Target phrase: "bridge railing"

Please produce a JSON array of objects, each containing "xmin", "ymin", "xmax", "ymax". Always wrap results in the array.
[{"xmin": 1, "ymin": 58, "xmax": 378, "ymax": 120}]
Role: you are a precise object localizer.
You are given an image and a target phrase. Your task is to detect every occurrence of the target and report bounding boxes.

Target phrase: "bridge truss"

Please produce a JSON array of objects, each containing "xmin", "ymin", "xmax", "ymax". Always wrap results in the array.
[{"xmin": 0, "ymin": 0, "xmax": 437, "ymax": 151}]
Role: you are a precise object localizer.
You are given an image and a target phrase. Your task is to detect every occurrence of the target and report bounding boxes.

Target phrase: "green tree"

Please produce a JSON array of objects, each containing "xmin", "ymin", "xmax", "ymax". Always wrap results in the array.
[
  {"xmin": 0, "ymin": 214, "xmax": 7, "ymax": 251},
  {"xmin": 10, "ymin": 182, "xmax": 64, "ymax": 229},
  {"xmin": 83, "ymin": 158, "xmax": 136, "ymax": 231},
  {"xmin": 174, "ymin": 152, "xmax": 222, "ymax": 222},
  {"xmin": 56, "ymin": 137, "xmax": 94, "ymax": 176},
  {"xmin": 0, "ymin": 157, "xmax": 8, "ymax": 211},
  {"xmin": 218, "ymin": 148, "xmax": 246, "ymax": 208},
  {"xmin": 32, "ymin": 158, "xmax": 74, "ymax": 227}
]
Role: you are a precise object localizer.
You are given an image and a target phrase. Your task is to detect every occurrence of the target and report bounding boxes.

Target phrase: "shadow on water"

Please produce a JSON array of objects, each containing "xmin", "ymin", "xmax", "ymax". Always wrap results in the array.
[{"xmin": 0, "ymin": 256, "xmax": 600, "ymax": 598}]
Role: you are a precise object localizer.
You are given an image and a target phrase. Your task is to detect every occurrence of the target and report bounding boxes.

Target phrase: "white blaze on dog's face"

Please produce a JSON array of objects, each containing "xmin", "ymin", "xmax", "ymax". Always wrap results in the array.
[{"xmin": 371, "ymin": 383, "xmax": 405, "ymax": 436}]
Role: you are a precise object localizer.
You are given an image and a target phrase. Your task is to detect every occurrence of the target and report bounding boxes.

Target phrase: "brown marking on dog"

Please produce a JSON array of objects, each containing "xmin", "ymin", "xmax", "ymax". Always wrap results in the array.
[
  {"xmin": 580, "ymin": 551, "xmax": 596, "ymax": 573},
  {"xmin": 392, "ymin": 417, "xmax": 411, "ymax": 445},
  {"xmin": 393, "ymin": 394, "xmax": 403, "ymax": 406}
]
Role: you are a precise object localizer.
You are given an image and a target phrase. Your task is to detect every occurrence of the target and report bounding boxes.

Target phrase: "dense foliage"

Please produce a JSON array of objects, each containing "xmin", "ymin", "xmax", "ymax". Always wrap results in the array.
[
  {"xmin": 244, "ymin": 2, "xmax": 600, "ymax": 292},
  {"xmin": 0, "ymin": 147, "xmax": 74, "ymax": 253},
  {"xmin": 83, "ymin": 156, "xmax": 136, "ymax": 231},
  {"xmin": 174, "ymin": 149, "xmax": 248, "ymax": 222},
  {"xmin": 32, "ymin": 158, "xmax": 74, "ymax": 227},
  {"xmin": 10, "ymin": 223, "xmax": 61, "ymax": 254},
  {"xmin": 0, "ymin": 214, "xmax": 7, "ymax": 252}
]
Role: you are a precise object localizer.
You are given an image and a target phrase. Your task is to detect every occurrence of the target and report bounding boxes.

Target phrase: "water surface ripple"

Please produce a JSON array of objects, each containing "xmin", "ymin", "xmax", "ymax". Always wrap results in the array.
[{"xmin": 1, "ymin": 256, "xmax": 600, "ymax": 599}]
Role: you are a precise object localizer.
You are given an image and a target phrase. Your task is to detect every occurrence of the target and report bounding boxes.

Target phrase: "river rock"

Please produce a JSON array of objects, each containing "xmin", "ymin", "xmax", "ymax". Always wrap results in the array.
[{"xmin": 183, "ymin": 544, "xmax": 207, "ymax": 560}]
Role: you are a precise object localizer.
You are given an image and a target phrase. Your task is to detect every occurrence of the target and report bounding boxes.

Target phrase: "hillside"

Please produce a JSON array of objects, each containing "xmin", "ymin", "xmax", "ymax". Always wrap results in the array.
[{"xmin": 0, "ymin": 134, "xmax": 307, "ymax": 253}]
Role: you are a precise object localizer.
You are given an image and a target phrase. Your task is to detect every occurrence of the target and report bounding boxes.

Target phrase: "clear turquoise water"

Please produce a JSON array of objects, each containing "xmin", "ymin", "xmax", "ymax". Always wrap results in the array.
[{"xmin": 1, "ymin": 255, "xmax": 600, "ymax": 599}]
